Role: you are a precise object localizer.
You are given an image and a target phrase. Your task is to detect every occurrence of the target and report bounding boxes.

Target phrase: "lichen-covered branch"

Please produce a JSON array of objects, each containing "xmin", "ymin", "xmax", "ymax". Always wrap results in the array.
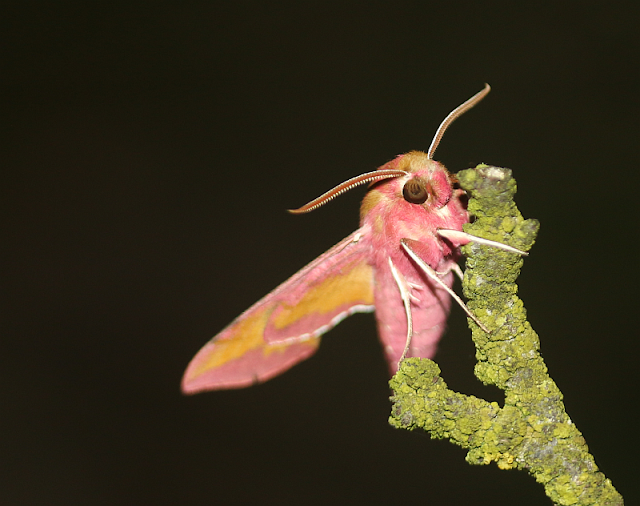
[{"xmin": 389, "ymin": 165, "xmax": 623, "ymax": 506}]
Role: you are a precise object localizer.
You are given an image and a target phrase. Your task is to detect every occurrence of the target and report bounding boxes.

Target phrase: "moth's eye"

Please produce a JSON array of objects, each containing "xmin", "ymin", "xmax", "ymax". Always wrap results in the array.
[{"xmin": 402, "ymin": 178, "xmax": 428, "ymax": 204}]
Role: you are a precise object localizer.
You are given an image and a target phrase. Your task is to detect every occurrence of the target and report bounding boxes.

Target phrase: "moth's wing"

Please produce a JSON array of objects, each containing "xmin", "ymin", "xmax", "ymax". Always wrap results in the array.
[{"xmin": 182, "ymin": 229, "xmax": 374, "ymax": 393}]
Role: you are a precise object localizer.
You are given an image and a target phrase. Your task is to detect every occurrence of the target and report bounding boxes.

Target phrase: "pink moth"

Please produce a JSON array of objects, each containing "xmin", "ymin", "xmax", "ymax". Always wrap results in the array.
[{"xmin": 182, "ymin": 84, "xmax": 523, "ymax": 393}]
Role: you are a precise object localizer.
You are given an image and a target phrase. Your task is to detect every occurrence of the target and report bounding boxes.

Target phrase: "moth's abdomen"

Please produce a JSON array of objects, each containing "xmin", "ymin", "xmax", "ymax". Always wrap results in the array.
[{"xmin": 373, "ymin": 265, "xmax": 455, "ymax": 373}]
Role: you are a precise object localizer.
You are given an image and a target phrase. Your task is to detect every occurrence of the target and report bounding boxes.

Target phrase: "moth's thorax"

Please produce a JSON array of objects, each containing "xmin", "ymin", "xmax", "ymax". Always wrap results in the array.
[{"xmin": 360, "ymin": 151, "xmax": 469, "ymax": 270}]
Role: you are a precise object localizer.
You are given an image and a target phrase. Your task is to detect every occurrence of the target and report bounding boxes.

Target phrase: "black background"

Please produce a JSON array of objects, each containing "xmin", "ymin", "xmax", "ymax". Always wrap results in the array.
[{"xmin": 1, "ymin": 2, "xmax": 637, "ymax": 505}]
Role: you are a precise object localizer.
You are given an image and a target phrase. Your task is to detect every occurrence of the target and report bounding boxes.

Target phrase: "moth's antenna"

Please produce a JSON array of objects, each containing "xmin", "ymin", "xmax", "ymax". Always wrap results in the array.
[
  {"xmin": 288, "ymin": 169, "xmax": 406, "ymax": 214},
  {"xmin": 427, "ymin": 84, "xmax": 491, "ymax": 160}
]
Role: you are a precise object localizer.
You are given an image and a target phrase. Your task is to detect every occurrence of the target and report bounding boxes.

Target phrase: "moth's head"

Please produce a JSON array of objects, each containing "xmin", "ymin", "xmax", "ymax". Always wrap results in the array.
[
  {"xmin": 358, "ymin": 151, "xmax": 455, "ymax": 220},
  {"xmin": 288, "ymin": 84, "xmax": 489, "ymax": 216}
]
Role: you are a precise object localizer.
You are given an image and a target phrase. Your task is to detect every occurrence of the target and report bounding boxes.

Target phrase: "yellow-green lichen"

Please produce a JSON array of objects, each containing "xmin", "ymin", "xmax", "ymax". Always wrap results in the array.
[{"xmin": 388, "ymin": 165, "xmax": 623, "ymax": 506}]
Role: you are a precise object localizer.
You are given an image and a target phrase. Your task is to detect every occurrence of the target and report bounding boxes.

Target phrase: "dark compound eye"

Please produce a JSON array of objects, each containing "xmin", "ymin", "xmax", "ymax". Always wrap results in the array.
[{"xmin": 402, "ymin": 178, "xmax": 428, "ymax": 204}]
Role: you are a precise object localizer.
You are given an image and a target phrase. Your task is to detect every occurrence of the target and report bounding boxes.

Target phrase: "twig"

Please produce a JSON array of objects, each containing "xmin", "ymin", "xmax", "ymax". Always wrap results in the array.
[{"xmin": 389, "ymin": 165, "xmax": 623, "ymax": 506}]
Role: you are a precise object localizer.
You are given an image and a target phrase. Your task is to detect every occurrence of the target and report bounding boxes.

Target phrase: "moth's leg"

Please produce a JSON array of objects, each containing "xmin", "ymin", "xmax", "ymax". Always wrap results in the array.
[
  {"xmin": 388, "ymin": 257, "xmax": 414, "ymax": 365},
  {"xmin": 436, "ymin": 262, "xmax": 464, "ymax": 282},
  {"xmin": 437, "ymin": 228, "xmax": 528, "ymax": 256},
  {"xmin": 400, "ymin": 239, "xmax": 490, "ymax": 333}
]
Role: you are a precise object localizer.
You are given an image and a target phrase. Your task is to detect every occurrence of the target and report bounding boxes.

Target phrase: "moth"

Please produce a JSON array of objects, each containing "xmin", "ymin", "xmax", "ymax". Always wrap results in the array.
[{"xmin": 182, "ymin": 84, "xmax": 523, "ymax": 393}]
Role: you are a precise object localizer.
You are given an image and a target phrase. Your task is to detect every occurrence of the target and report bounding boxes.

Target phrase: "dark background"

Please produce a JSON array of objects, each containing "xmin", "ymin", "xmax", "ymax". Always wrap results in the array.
[{"xmin": 1, "ymin": 2, "xmax": 637, "ymax": 505}]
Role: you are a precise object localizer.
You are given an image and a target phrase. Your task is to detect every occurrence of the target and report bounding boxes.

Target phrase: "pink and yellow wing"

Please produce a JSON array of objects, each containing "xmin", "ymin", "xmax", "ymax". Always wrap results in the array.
[{"xmin": 181, "ymin": 230, "xmax": 374, "ymax": 393}]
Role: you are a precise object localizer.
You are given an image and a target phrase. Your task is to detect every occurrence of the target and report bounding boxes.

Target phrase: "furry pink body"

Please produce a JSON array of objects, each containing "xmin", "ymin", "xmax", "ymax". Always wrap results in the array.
[{"xmin": 361, "ymin": 152, "xmax": 468, "ymax": 370}]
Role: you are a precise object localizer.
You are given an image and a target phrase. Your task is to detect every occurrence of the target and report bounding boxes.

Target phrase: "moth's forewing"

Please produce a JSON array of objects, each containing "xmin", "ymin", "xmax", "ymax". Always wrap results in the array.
[{"xmin": 181, "ymin": 230, "xmax": 374, "ymax": 392}]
